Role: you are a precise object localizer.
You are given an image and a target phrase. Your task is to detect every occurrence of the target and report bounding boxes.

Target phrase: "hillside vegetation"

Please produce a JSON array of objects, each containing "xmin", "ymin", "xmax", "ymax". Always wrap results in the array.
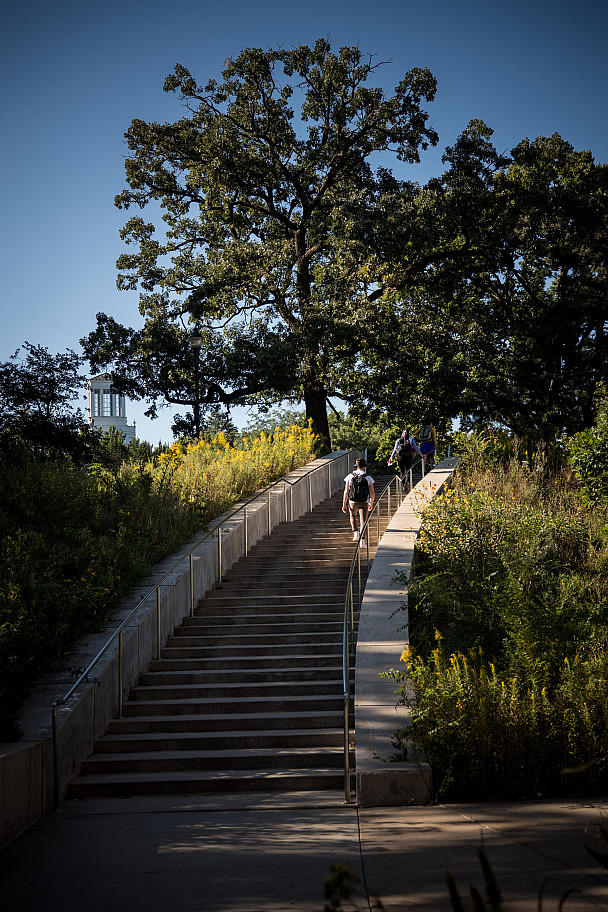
[
  {"xmin": 0, "ymin": 424, "xmax": 317, "ymax": 739},
  {"xmin": 395, "ymin": 416, "xmax": 608, "ymax": 800}
]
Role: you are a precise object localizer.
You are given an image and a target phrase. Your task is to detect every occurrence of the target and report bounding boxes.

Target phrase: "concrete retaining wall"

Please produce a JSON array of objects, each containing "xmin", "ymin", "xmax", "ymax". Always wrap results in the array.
[
  {"xmin": 355, "ymin": 458, "xmax": 460, "ymax": 807},
  {"xmin": 0, "ymin": 450, "xmax": 358, "ymax": 850}
]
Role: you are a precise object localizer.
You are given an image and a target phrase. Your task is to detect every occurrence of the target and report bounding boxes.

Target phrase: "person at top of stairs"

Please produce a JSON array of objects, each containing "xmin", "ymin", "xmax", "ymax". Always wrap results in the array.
[
  {"xmin": 387, "ymin": 428, "xmax": 421, "ymax": 491},
  {"xmin": 342, "ymin": 456, "xmax": 375, "ymax": 545}
]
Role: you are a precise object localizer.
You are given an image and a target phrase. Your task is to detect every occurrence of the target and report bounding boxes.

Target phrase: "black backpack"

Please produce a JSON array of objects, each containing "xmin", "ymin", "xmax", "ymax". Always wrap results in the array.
[
  {"xmin": 419, "ymin": 424, "xmax": 433, "ymax": 442},
  {"xmin": 397, "ymin": 437, "xmax": 413, "ymax": 459},
  {"xmin": 348, "ymin": 472, "xmax": 370, "ymax": 502}
]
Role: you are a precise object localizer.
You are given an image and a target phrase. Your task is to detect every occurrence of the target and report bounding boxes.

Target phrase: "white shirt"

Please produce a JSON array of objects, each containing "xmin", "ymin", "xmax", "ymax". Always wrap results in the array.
[{"xmin": 344, "ymin": 469, "xmax": 375, "ymax": 504}]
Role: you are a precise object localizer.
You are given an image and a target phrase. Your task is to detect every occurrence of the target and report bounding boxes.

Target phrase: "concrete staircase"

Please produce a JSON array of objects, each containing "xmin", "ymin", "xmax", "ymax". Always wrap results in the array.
[{"xmin": 68, "ymin": 481, "xmax": 395, "ymax": 798}]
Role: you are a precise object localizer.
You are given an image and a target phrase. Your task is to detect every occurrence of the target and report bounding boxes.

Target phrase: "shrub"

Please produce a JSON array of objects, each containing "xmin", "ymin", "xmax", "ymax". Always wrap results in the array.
[
  {"xmin": 568, "ymin": 386, "xmax": 608, "ymax": 505},
  {"xmin": 398, "ymin": 451, "xmax": 608, "ymax": 799},
  {"xmin": 0, "ymin": 424, "xmax": 317, "ymax": 738},
  {"xmin": 399, "ymin": 640, "xmax": 608, "ymax": 799}
]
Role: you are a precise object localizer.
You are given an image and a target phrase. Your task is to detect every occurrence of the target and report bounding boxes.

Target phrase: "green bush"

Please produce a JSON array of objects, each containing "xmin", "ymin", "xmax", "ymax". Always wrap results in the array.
[
  {"xmin": 400, "ymin": 641, "xmax": 608, "ymax": 799},
  {"xmin": 0, "ymin": 453, "xmax": 202, "ymax": 739},
  {"xmin": 397, "ymin": 450, "xmax": 608, "ymax": 799},
  {"xmin": 0, "ymin": 426, "xmax": 318, "ymax": 740},
  {"xmin": 568, "ymin": 386, "xmax": 608, "ymax": 505}
]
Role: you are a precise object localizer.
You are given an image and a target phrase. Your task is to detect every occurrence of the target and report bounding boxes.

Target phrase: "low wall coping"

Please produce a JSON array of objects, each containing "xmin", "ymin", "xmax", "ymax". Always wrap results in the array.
[{"xmin": 355, "ymin": 458, "xmax": 460, "ymax": 807}]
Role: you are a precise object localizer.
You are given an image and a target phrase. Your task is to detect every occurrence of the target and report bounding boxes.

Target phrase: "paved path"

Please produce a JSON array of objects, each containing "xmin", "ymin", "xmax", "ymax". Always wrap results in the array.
[{"xmin": 1, "ymin": 793, "xmax": 607, "ymax": 911}]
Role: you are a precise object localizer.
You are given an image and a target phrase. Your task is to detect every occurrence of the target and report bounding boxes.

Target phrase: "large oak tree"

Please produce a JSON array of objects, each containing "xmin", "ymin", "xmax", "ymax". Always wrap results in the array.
[{"xmin": 83, "ymin": 39, "xmax": 438, "ymax": 445}]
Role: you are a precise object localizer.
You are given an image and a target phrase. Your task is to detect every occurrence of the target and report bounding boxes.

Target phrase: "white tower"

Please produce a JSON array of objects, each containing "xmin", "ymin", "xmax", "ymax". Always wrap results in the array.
[{"xmin": 87, "ymin": 373, "xmax": 136, "ymax": 443}]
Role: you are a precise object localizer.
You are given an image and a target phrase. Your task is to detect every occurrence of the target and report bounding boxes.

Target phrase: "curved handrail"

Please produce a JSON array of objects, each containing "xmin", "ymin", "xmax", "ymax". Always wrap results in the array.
[
  {"xmin": 51, "ymin": 448, "xmax": 357, "ymax": 805},
  {"xmin": 341, "ymin": 454, "xmax": 426, "ymax": 803}
]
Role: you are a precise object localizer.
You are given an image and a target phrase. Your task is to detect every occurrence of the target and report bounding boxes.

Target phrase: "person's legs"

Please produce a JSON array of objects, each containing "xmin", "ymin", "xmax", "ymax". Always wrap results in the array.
[
  {"xmin": 357, "ymin": 503, "xmax": 369, "ymax": 540},
  {"xmin": 398, "ymin": 455, "xmax": 413, "ymax": 490},
  {"xmin": 420, "ymin": 442, "xmax": 435, "ymax": 471},
  {"xmin": 349, "ymin": 502, "xmax": 367, "ymax": 536}
]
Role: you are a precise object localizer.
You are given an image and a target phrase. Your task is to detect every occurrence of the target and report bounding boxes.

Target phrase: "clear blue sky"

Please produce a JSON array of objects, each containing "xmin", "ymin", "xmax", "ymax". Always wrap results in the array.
[{"xmin": 1, "ymin": 0, "xmax": 607, "ymax": 443}]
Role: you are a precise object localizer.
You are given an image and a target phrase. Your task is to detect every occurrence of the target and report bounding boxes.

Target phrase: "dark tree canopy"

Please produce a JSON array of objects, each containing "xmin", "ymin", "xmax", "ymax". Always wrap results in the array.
[
  {"xmin": 360, "ymin": 123, "xmax": 608, "ymax": 438},
  {"xmin": 0, "ymin": 343, "xmax": 90, "ymax": 456},
  {"xmin": 83, "ymin": 39, "xmax": 439, "ymax": 446}
]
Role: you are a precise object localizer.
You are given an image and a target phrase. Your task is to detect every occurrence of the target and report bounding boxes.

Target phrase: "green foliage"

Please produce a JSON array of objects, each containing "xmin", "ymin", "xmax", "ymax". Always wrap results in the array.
[
  {"xmin": 83, "ymin": 39, "xmax": 440, "ymax": 445},
  {"xmin": 396, "ymin": 454, "xmax": 608, "ymax": 799},
  {"xmin": 401, "ymin": 641, "xmax": 608, "ymax": 799},
  {"xmin": 375, "ymin": 127, "xmax": 608, "ymax": 438},
  {"xmin": 568, "ymin": 387, "xmax": 608, "ymax": 505},
  {"xmin": 0, "ymin": 426, "xmax": 316, "ymax": 739},
  {"xmin": 0, "ymin": 450, "xmax": 202, "ymax": 739},
  {"xmin": 242, "ymin": 407, "xmax": 308, "ymax": 438},
  {"xmin": 0, "ymin": 342, "xmax": 90, "ymax": 461}
]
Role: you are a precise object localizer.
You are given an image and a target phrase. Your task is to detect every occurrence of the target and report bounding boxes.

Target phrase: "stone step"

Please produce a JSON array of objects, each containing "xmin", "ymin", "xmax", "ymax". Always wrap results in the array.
[
  {"xmin": 122, "ymin": 693, "xmax": 346, "ymax": 717},
  {"xmin": 240, "ymin": 543, "xmax": 370, "ymax": 555},
  {"xmin": 164, "ymin": 631, "xmax": 342, "ymax": 648},
  {"xmin": 128, "ymin": 679, "xmax": 344, "ymax": 700},
  {"xmin": 80, "ymin": 746, "xmax": 350, "ymax": 775},
  {"xmin": 222, "ymin": 556, "xmax": 356, "ymax": 571},
  {"xmin": 139, "ymin": 666, "xmax": 350, "ymax": 685},
  {"xmin": 209, "ymin": 580, "xmax": 346, "ymax": 593},
  {"xmin": 173, "ymin": 622, "xmax": 343, "ymax": 638},
  {"xmin": 221, "ymin": 568, "xmax": 357, "ymax": 581},
  {"xmin": 181, "ymin": 615, "xmax": 345, "ymax": 631},
  {"xmin": 94, "ymin": 728, "xmax": 345, "ymax": 753},
  {"xmin": 68, "ymin": 768, "xmax": 354, "ymax": 799},
  {"xmin": 198, "ymin": 593, "xmax": 345, "ymax": 607},
  {"xmin": 192, "ymin": 601, "xmax": 356, "ymax": 618},
  {"xmin": 159, "ymin": 642, "xmax": 342, "ymax": 659},
  {"xmin": 107, "ymin": 710, "xmax": 346, "ymax": 734},
  {"xmin": 147, "ymin": 654, "xmax": 345, "ymax": 671}
]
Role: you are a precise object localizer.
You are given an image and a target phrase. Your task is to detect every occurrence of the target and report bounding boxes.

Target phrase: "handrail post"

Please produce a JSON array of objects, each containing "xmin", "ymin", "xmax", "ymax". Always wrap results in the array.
[
  {"xmin": 119, "ymin": 630, "xmax": 124, "ymax": 717},
  {"xmin": 244, "ymin": 505, "xmax": 248, "ymax": 556},
  {"xmin": 344, "ymin": 689, "xmax": 350, "ymax": 802},
  {"xmin": 268, "ymin": 489, "xmax": 272, "ymax": 536},
  {"xmin": 217, "ymin": 525, "xmax": 222, "ymax": 582},
  {"xmin": 52, "ymin": 703, "xmax": 60, "ymax": 808},
  {"xmin": 189, "ymin": 553, "xmax": 195, "ymax": 617},
  {"xmin": 308, "ymin": 475, "xmax": 312, "ymax": 512},
  {"xmin": 357, "ymin": 546, "xmax": 362, "ymax": 613},
  {"xmin": 157, "ymin": 587, "xmax": 162, "ymax": 659},
  {"xmin": 348, "ymin": 579, "xmax": 354, "ymax": 654},
  {"xmin": 328, "ymin": 463, "xmax": 331, "ymax": 499}
]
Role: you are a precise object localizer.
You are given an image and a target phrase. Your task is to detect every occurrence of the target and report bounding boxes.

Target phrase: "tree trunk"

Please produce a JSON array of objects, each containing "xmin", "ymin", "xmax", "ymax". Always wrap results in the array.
[{"xmin": 304, "ymin": 381, "xmax": 331, "ymax": 453}]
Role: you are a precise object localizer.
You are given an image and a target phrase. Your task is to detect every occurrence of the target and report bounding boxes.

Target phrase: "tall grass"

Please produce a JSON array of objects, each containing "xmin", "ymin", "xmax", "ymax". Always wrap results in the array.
[
  {"xmin": 0, "ymin": 424, "xmax": 318, "ymax": 738},
  {"xmin": 394, "ymin": 434, "xmax": 608, "ymax": 799},
  {"xmin": 156, "ymin": 424, "xmax": 317, "ymax": 521}
]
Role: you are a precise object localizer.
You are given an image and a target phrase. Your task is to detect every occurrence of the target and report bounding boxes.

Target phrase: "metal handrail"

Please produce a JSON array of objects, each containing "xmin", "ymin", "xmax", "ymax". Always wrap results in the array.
[
  {"xmin": 51, "ymin": 448, "xmax": 357, "ymax": 806},
  {"xmin": 341, "ymin": 454, "xmax": 427, "ymax": 803}
]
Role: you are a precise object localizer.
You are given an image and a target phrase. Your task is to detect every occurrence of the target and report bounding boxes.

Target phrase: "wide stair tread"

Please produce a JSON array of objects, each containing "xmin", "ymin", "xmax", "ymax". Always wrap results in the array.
[{"xmin": 68, "ymin": 768, "xmax": 353, "ymax": 798}]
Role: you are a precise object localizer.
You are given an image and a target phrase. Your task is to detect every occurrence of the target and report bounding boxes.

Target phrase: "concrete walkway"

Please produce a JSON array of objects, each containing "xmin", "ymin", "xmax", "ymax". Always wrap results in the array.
[{"xmin": 1, "ymin": 792, "xmax": 607, "ymax": 911}]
